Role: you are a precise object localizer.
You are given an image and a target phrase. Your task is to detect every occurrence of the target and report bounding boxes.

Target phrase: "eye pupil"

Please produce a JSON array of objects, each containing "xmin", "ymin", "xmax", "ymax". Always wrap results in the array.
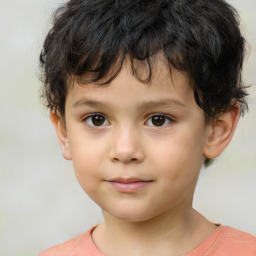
[
  {"xmin": 92, "ymin": 115, "xmax": 105, "ymax": 126},
  {"xmin": 152, "ymin": 116, "xmax": 165, "ymax": 126}
]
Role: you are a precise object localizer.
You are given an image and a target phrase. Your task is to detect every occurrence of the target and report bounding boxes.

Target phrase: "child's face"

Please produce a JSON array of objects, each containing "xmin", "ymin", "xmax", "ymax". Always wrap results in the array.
[{"xmin": 58, "ymin": 58, "xmax": 211, "ymax": 222}]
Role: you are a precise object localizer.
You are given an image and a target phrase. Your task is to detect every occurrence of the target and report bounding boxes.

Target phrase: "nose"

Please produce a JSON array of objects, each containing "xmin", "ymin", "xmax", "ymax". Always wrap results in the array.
[{"xmin": 109, "ymin": 126, "xmax": 145, "ymax": 164}]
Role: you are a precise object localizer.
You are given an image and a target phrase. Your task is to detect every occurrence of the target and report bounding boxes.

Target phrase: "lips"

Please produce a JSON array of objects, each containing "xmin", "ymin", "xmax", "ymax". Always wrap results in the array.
[{"xmin": 107, "ymin": 178, "xmax": 152, "ymax": 193}]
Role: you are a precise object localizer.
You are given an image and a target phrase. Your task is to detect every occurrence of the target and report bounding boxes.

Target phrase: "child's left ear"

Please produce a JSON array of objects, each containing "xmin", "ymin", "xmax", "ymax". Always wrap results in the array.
[{"xmin": 203, "ymin": 103, "xmax": 240, "ymax": 159}]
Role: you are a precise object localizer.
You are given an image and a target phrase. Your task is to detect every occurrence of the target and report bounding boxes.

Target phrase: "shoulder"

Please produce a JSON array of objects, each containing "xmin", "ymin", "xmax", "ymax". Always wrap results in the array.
[
  {"xmin": 38, "ymin": 228, "xmax": 95, "ymax": 256},
  {"xmin": 212, "ymin": 226, "xmax": 256, "ymax": 256},
  {"xmin": 38, "ymin": 233, "xmax": 87, "ymax": 256}
]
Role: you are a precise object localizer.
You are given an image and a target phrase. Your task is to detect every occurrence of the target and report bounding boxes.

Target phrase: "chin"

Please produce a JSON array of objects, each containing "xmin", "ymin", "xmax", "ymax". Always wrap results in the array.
[{"xmin": 106, "ymin": 206, "xmax": 161, "ymax": 223}]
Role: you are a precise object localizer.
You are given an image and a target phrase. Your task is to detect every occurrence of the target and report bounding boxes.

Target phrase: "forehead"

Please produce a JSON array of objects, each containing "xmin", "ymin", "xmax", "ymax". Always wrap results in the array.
[{"xmin": 65, "ymin": 56, "xmax": 198, "ymax": 114}]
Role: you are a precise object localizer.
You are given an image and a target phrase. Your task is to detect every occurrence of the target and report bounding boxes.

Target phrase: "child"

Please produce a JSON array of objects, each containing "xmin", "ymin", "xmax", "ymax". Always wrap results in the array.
[{"xmin": 38, "ymin": 0, "xmax": 256, "ymax": 255}]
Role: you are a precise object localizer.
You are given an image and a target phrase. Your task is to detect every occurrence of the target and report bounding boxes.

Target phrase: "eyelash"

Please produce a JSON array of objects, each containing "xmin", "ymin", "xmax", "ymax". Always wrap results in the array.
[
  {"xmin": 83, "ymin": 113, "xmax": 110, "ymax": 127},
  {"xmin": 145, "ymin": 114, "xmax": 174, "ymax": 127},
  {"xmin": 82, "ymin": 113, "xmax": 175, "ymax": 127}
]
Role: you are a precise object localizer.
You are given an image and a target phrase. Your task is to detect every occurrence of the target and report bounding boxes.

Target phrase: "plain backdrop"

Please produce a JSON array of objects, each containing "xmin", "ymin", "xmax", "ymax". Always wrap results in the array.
[{"xmin": 0, "ymin": 0, "xmax": 255, "ymax": 255}]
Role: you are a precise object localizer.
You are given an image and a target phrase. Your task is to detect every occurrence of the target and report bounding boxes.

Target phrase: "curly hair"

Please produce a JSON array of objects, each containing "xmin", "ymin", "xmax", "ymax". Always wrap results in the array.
[{"xmin": 39, "ymin": 0, "xmax": 248, "ymax": 166}]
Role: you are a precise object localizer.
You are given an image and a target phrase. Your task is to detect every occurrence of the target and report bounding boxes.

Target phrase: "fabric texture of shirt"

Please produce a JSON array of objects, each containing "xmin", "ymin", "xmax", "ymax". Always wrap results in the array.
[{"xmin": 38, "ymin": 225, "xmax": 256, "ymax": 256}]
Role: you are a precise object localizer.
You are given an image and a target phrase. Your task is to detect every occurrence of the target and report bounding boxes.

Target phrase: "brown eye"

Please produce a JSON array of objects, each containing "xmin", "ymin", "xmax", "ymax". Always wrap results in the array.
[
  {"xmin": 85, "ymin": 114, "xmax": 109, "ymax": 127},
  {"xmin": 146, "ymin": 115, "xmax": 172, "ymax": 127}
]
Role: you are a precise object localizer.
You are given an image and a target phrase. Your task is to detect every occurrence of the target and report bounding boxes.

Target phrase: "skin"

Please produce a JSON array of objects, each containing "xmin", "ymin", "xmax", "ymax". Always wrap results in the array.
[{"xmin": 51, "ymin": 56, "xmax": 240, "ymax": 256}]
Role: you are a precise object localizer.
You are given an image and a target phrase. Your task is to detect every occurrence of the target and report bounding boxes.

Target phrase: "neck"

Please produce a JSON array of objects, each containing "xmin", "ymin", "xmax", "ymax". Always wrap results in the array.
[{"xmin": 92, "ymin": 206, "xmax": 216, "ymax": 256}]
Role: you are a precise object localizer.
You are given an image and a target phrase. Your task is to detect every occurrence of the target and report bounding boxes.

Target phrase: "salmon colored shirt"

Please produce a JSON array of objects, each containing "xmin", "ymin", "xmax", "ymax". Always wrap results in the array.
[{"xmin": 38, "ymin": 225, "xmax": 256, "ymax": 256}]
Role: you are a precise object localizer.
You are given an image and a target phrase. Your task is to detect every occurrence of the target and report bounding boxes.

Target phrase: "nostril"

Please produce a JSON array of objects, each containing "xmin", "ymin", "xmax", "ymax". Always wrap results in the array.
[{"xmin": 112, "ymin": 157, "xmax": 138, "ymax": 163}]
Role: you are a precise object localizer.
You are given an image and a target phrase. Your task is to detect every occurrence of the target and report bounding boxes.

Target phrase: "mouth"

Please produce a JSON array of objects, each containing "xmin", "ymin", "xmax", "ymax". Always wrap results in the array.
[{"xmin": 107, "ymin": 177, "xmax": 153, "ymax": 193}]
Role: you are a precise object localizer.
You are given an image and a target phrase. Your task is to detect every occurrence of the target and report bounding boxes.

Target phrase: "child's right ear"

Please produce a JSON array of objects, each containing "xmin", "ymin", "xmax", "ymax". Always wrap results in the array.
[{"xmin": 50, "ymin": 112, "xmax": 72, "ymax": 160}]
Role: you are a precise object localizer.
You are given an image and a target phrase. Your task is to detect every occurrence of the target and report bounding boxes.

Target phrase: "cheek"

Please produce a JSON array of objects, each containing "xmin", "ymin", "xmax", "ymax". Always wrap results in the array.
[
  {"xmin": 69, "ymin": 137, "xmax": 106, "ymax": 189},
  {"xmin": 150, "ymin": 130, "xmax": 205, "ymax": 181},
  {"xmin": 70, "ymin": 131, "xmax": 107, "ymax": 166}
]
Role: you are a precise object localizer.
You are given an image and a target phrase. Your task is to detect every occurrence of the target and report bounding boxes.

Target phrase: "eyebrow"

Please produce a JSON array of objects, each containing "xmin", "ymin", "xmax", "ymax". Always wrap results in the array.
[
  {"xmin": 138, "ymin": 99, "xmax": 186, "ymax": 111},
  {"xmin": 72, "ymin": 98, "xmax": 186, "ymax": 110},
  {"xmin": 73, "ymin": 99, "xmax": 106, "ymax": 108}
]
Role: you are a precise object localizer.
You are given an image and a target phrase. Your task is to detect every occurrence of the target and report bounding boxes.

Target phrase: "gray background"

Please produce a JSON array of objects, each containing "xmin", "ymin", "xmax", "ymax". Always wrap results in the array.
[{"xmin": 0, "ymin": 0, "xmax": 255, "ymax": 255}]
